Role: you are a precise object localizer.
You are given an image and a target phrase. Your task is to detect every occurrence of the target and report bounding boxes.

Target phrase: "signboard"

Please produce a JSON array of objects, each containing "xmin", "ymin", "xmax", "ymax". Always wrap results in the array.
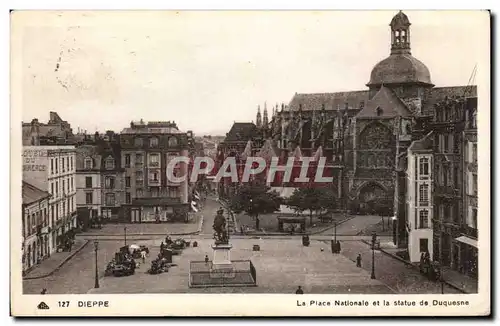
[{"xmin": 22, "ymin": 149, "xmax": 48, "ymax": 172}]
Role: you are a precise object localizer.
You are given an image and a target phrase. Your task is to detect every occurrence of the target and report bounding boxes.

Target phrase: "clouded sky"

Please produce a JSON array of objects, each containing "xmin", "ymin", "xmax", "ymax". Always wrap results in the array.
[{"xmin": 13, "ymin": 10, "xmax": 488, "ymax": 135}]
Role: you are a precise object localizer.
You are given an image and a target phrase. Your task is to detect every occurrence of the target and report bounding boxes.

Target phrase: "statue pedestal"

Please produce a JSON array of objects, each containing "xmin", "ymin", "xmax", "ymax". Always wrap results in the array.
[{"xmin": 210, "ymin": 244, "xmax": 235, "ymax": 278}]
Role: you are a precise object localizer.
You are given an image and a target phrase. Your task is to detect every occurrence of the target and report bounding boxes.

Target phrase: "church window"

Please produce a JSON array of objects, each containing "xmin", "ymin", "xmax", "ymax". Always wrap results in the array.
[
  {"xmin": 376, "ymin": 107, "xmax": 383, "ymax": 116},
  {"xmin": 419, "ymin": 157, "xmax": 429, "ymax": 176},
  {"xmin": 419, "ymin": 184, "xmax": 429, "ymax": 205}
]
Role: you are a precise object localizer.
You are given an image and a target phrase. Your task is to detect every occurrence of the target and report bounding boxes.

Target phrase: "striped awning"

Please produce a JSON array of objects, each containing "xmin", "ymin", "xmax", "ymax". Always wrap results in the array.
[{"xmin": 455, "ymin": 236, "xmax": 478, "ymax": 248}]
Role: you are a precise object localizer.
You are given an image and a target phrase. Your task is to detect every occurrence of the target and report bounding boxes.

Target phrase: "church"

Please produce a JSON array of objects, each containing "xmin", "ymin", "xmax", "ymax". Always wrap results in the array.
[{"xmin": 217, "ymin": 12, "xmax": 478, "ymax": 271}]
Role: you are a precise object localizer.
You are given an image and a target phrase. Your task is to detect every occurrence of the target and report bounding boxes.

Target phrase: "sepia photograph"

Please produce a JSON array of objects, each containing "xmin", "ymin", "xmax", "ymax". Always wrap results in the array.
[{"xmin": 10, "ymin": 9, "xmax": 490, "ymax": 316}]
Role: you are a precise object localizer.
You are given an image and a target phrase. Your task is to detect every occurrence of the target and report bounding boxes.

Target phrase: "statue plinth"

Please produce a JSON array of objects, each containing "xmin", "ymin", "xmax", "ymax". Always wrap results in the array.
[{"xmin": 210, "ymin": 244, "xmax": 234, "ymax": 278}]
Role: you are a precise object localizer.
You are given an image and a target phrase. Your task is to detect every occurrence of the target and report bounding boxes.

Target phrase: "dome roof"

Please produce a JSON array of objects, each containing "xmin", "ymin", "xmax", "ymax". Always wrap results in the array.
[
  {"xmin": 390, "ymin": 11, "xmax": 410, "ymax": 28},
  {"xmin": 367, "ymin": 54, "xmax": 433, "ymax": 86}
]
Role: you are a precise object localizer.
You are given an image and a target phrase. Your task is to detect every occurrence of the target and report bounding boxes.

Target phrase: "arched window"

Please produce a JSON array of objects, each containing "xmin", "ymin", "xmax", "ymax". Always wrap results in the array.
[
  {"xmin": 84, "ymin": 157, "xmax": 93, "ymax": 170},
  {"xmin": 376, "ymin": 107, "xmax": 383, "ymax": 116},
  {"xmin": 105, "ymin": 157, "xmax": 115, "ymax": 170},
  {"xmin": 168, "ymin": 136, "xmax": 178, "ymax": 147}
]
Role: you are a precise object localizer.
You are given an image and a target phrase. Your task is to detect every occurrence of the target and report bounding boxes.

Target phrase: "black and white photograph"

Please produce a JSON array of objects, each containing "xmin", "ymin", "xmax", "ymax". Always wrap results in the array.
[{"xmin": 10, "ymin": 9, "xmax": 490, "ymax": 316}]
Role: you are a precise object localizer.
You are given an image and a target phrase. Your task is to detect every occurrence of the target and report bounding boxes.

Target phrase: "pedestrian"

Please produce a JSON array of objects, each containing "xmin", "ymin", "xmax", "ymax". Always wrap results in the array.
[
  {"xmin": 331, "ymin": 239, "xmax": 335, "ymax": 254},
  {"xmin": 256, "ymin": 217, "xmax": 260, "ymax": 231},
  {"xmin": 240, "ymin": 225, "xmax": 244, "ymax": 235},
  {"xmin": 356, "ymin": 254, "xmax": 362, "ymax": 267},
  {"xmin": 41, "ymin": 288, "xmax": 47, "ymax": 295},
  {"xmin": 141, "ymin": 250, "xmax": 146, "ymax": 264},
  {"xmin": 295, "ymin": 286, "xmax": 304, "ymax": 294},
  {"xmin": 205, "ymin": 255, "xmax": 209, "ymax": 264},
  {"xmin": 336, "ymin": 241, "xmax": 342, "ymax": 254}
]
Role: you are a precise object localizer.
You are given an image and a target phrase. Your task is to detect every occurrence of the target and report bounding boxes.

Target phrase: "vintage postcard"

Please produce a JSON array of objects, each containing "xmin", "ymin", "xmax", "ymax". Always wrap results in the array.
[{"xmin": 10, "ymin": 10, "xmax": 490, "ymax": 317}]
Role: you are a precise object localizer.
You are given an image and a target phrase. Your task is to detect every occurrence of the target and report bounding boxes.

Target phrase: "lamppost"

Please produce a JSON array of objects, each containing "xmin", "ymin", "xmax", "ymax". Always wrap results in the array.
[
  {"xmin": 371, "ymin": 231, "xmax": 377, "ymax": 279},
  {"xmin": 334, "ymin": 221, "xmax": 337, "ymax": 243},
  {"xmin": 94, "ymin": 241, "xmax": 99, "ymax": 289},
  {"xmin": 124, "ymin": 227, "xmax": 127, "ymax": 246},
  {"xmin": 392, "ymin": 216, "xmax": 397, "ymax": 245}
]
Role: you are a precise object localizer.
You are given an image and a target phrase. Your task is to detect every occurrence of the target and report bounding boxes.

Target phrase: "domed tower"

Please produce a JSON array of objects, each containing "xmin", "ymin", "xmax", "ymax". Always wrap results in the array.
[{"xmin": 367, "ymin": 11, "xmax": 434, "ymax": 115}]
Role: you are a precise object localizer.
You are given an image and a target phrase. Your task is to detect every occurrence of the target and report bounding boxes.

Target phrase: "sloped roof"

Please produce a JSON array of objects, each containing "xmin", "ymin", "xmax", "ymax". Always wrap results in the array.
[
  {"xmin": 423, "ymin": 85, "xmax": 477, "ymax": 115},
  {"xmin": 356, "ymin": 86, "xmax": 412, "ymax": 118},
  {"xmin": 368, "ymin": 54, "xmax": 432, "ymax": 86},
  {"xmin": 224, "ymin": 122, "xmax": 258, "ymax": 142},
  {"xmin": 408, "ymin": 131, "xmax": 434, "ymax": 152},
  {"xmin": 288, "ymin": 91, "xmax": 368, "ymax": 112},
  {"xmin": 22, "ymin": 181, "xmax": 50, "ymax": 205}
]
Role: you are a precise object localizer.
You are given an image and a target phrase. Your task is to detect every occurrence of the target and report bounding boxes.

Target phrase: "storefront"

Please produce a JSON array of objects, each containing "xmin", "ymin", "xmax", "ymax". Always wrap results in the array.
[
  {"xmin": 128, "ymin": 198, "xmax": 189, "ymax": 223},
  {"xmin": 455, "ymin": 235, "xmax": 478, "ymax": 278}
]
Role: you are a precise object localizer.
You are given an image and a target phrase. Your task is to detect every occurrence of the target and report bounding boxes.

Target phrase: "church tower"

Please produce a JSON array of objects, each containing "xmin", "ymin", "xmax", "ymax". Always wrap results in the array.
[
  {"xmin": 390, "ymin": 10, "xmax": 411, "ymax": 55},
  {"xmin": 256, "ymin": 105, "xmax": 262, "ymax": 128}
]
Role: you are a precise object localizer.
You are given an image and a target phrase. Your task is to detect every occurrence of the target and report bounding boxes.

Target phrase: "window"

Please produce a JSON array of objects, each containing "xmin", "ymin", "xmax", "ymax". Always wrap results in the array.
[
  {"xmin": 376, "ymin": 107, "xmax": 383, "ymax": 116},
  {"xmin": 419, "ymin": 183, "xmax": 429, "ymax": 205},
  {"xmin": 135, "ymin": 153, "xmax": 143, "ymax": 166},
  {"xmin": 55, "ymin": 158, "xmax": 58, "ymax": 173},
  {"xmin": 472, "ymin": 208, "xmax": 478, "ymax": 229},
  {"xmin": 85, "ymin": 176, "xmax": 92, "ymax": 188},
  {"xmin": 150, "ymin": 137, "xmax": 159, "ymax": 147},
  {"xmin": 473, "ymin": 174, "xmax": 477, "ymax": 194},
  {"xmin": 105, "ymin": 177, "xmax": 115, "ymax": 189},
  {"xmin": 419, "ymin": 238, "xmax": 429, "ymax": 253},
  {"xmin": 71, "ymin": 177, "xmax": 74, "ymax": 191},
  {"xmin": 151, "ymin": 171, "xmax": 159, "ymax": 182},
  {"xmin": 419, "ymin": 157, "xmax": 429, "ymax": 176},
  {"xmin": 125, "ymin": 177, "xmax": 131, "ymax": 187},
  {"xmin": 149, "ymin": 154, "xmax": 160, "ymax": 167},
  {"xmin": 55, "ymin": 181, "xmax": 59, "ymax": 197},
  {"xmin": 51, "ymin": 159, "xmax": 54, "ymax": 175},
  {"xmin": 444, "ymin": 134, "xmax": 449, "ymax": 153},
  {"xmin": 51, "ymin": 182, "xmax": 54, "ymax": 196},
  {"xmin": 62, "ymin": 157, "xmax": 65, "ymax": 172},
  {"xmin": 472, "ymin": 143, "xmax": 477, "ymax": 162},
  {"xmin": 136, "ymin": 171, "xmax": 143, "ymax": 180},
  {"xmin": 70, "ymin": 157, "xmax": 73, "ymax": 171},
  {"xmin": 125, "ymin": 154, "xmax": 131, "ymax": 167},
  {"xmin": 62, "ymin": 202, "xmax": 66, "ymax": 217},
  {"xmin": 419, "ymin": 210, "xmax": 429, "ymax": 228},
  {"xmin": 136, "ymin": 188, "xmax": 143, "ymax": 198},
  {"xmin": 67, "ymin": 178, "xmax": 70, "ymax": 192},
  {"xmin": 105, "ymin": 193, "xmax": 115, "ymax": 206},
  {"xmin": 126, "ymin": 192, "xmax": 131, "ymax": 203},
  {"xmin": 84, "ymin": 157, "xmax": 93, "ymax": 169},
  {"xmin": 134, "ymin": 138, "xmax": 143, "ymax": 147},
  {"xmin": 62, "ymin": 180, "xmax": 65, "ymax": 195},
  {"xmin": 51, "ymin": 206, "xmax": 54, "ymax": 226},
  {"xmin": 86, "ymin": 192, "xmax": 93, "ymax": 204},
  {"xmin": 151, "ymin": 188, "xmax": 158, "ymax": 197},
  {"xmin": 168, "ymin": 137, "xmax": 178, "ymax": 147},
  {"xmin": 105, "ymin": 157, "xmax": 115, "ymax": 170}
]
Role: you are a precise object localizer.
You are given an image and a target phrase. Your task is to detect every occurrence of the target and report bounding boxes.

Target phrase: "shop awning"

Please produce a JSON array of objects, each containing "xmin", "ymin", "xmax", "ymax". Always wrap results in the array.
[
  {"xmin": 455, "ymin": 236, "xmax": 478, "ymax": 248},
  {"xmin": 191, "ymin": 203, "xmax": 198, "ymax": 212}
]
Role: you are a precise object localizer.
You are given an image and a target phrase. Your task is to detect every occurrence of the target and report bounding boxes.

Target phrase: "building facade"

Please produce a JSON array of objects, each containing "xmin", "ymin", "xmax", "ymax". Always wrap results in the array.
[
  {"xmin": 22, "ymin": 181, "xmax": 50, "ymax": 273},
  {"xmin": 22, "ymin": 146, "xmax": 77, "ymax": 254},
  {"xmin": 405, "ymin": 132, "xmax": 434, "ymax": 263},
  {"xmin": 22, "ymin": 111, "xmax": 75, "ymax": 146},
  {"xmin": 100, "ymin": 132, "xmax": 125, "ymax": 222},
  {"xmin": 120, "ymin": 120, "xmax": 190, "ymax": 223},
  {"xmin": 75, "ymin": 144, "xmax": 102, "ymax": 223}
]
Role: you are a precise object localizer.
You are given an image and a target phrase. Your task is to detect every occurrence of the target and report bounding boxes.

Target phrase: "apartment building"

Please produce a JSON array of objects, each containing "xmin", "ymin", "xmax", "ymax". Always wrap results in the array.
[
  {"xmin": 405, "ymin": 132, "xmax": 434, "ymax": 263},
  {"xmin": 75, "ymin": 144, "xmax": 102, "ymax": 223},
  {"xmin": 22, "ymin": 181, "xmax": 50, "ymax": 273},
  {"xmin": 120, "ymin": 120, "xmax": 190, "ymax": 223},
  {"xmin": 22, "ymin": 146, "xmax": 77, "ymax": 253}
]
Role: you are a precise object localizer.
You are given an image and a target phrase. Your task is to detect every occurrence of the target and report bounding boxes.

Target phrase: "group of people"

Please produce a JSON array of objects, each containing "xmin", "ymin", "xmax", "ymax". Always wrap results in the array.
[{"xmin": 331, "ymin": 240, "xmax": 342, "ymax": 254}]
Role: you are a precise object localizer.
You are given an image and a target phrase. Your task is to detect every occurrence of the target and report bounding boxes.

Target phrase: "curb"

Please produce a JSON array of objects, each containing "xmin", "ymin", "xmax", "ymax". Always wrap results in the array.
[
  {"xmin": 23, "ymin": 240, "xmax": 90, "ymax": 280},
  {"xmin": 309, "ymin": 216, "xmax": 356, "ymax": 235},
  {"xmin": 360, "ymin": 240, "xmax": 470, "ymax": 294}
]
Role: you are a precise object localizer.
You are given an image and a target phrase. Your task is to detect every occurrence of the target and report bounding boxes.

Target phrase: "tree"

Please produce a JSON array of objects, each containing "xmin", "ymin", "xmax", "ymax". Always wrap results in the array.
[
  {"xmin": 286, "ymin": 186, "xmax": 337, "ymax": 225},
  {"xmin": 229, "ymin": 182, "xmax": 282, "ymax": 230}
]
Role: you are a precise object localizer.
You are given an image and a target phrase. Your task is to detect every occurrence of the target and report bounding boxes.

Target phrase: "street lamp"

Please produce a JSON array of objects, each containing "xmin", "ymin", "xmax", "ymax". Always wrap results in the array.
[
  {"xmin": 371, "ymin": 231, "xmax": 377, "ymax": 279},
  {"xmin": 392, "ymin": 216, "xmax": 397, "ymax": 245},
  {"xmin": 334, "ymin": 221, "xmax": 337, "ymax": 243},
  {"xmin": 124, "ymin": 227, "xmax": 127, "ymax": 246},
  {"xmin": 94, "ymin": 241, "xmax": 99, "ymax": 289}
]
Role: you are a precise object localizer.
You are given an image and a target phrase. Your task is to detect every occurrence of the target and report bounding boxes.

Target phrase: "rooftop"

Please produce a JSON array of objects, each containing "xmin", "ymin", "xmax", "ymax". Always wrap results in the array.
[{"xmin": 22, "ymin": 181, "xmax": 50, "ymax": 205}]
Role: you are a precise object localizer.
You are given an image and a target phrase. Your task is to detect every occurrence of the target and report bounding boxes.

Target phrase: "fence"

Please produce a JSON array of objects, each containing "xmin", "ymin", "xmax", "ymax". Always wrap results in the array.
[{"xmin": 189, "ymin": 260, "xmax": 257, "ymax": 288}]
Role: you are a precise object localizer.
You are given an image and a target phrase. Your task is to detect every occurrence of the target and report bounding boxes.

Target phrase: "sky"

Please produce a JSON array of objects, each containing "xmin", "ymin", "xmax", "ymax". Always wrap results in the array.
[{"xmin": 13, "ymin": 10, "xmax": 488, "ymax": 136}]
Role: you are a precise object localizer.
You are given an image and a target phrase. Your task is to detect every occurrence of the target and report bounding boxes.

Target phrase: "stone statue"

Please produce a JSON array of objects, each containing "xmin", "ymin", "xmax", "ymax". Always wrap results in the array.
[{"xmin": 213, "ymin": 208, "xmax": 229, "ymax": 244}]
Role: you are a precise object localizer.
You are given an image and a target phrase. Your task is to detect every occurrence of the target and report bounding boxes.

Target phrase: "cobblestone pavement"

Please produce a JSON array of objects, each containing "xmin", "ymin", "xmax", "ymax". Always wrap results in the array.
[
  {"xmin": 336, "ymin": 240, "xmax": 462, "ymax": 294},
  {"xmin": 88, "ymin": 238, "xmax": 392, "ymax": 294}
]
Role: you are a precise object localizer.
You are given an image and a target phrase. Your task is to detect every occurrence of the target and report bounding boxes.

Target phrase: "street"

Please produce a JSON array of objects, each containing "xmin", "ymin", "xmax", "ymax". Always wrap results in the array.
[{"xmin": 23, "ymin": 198, "xmax": 460, "ymax": 295}]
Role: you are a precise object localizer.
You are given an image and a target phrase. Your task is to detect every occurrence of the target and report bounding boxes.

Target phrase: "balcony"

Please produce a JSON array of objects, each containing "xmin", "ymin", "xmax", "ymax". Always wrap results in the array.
[
  {"xmin": 419, "ymin": 200, "xmax": 430, "ymax": 207},
  {"xmin": 148, "ymin": 178, "xmax": 161, "ymax": 186},
  {"xmin": 148, "ymin": 161, "xmax": 160, "ymax": 168},
  {"xmin": 435, "ymin": 186, "xmax": 460, "ymax": 197}
]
